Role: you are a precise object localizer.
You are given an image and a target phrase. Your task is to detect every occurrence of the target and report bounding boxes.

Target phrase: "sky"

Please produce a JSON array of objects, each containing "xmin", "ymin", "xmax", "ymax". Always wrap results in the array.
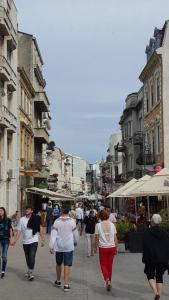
[{"xmin": 14, "ymin": 0, "xmax": 169, "ymax": 163}]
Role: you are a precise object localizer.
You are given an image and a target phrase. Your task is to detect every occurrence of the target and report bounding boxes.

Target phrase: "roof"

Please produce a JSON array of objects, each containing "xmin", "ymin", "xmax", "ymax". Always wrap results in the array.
[{"xmin": 26, "ymin": 187, "xmax": 75, "ymax": 201}]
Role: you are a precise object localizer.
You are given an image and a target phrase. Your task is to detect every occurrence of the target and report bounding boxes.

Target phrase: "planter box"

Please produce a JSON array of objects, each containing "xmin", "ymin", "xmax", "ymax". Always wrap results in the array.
[
  {"xmin": 128, "ymin": 231, "xmax": 144, "ymax": 253},
  {"xmin": 118, "ymin": 242, "xmax": 126, "ymax": 253}
]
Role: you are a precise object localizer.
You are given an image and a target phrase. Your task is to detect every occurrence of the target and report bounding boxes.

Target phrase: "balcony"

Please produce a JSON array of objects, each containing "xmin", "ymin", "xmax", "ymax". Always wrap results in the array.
[
  {"xmin": 0, "ymin": 55, "xmax": 17, "ymax": 89},
  {"xmin": 115, "ymin": 142, "xmax": 126, "ymax": 152},
  {"xmin": 20, "ymin": 159, "xmax": 39, "ymax": 175},
  {"xmin": 0, "ymin": 105, "xmax": 17, "ymax": 132},
  {"xmin": 0, "ymin": 3, "xmax": 17, "ymax": 44},
  {"xmin": 34, "ymin": 92, "xmax": 49, "ymax": 112},
  {"xmin": 34, "ymin": 126, "xmax": 49, "ymax": 144},
  {"xmin": 136, "ymin": 153, "xmax": 155, "ymax": 165},
  {"xmin": 133, "ymin": 131, "xmax": 144, "ymax": 145},
  {"xmin": 34, "ymin": 64, "xmax": 46, "ymax": 88}
]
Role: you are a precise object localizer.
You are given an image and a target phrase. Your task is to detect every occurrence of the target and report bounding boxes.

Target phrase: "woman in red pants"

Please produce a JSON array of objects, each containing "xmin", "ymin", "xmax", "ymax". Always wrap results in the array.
[{"xmin": 95, "ymin": 209, "xmax": 117, "ymax": 291}]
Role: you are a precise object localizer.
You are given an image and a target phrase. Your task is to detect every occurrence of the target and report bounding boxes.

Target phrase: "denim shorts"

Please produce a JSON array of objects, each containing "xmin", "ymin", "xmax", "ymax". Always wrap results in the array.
[{"xmin": 55, "ymin": 251, "xmax": 73, "ymax": 266}]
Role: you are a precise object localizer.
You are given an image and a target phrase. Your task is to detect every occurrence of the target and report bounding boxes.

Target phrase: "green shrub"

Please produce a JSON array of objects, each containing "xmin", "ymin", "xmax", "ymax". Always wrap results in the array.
[{"xmin": 116, "ymin": 219, "xmax": 130, "ymax": 241}]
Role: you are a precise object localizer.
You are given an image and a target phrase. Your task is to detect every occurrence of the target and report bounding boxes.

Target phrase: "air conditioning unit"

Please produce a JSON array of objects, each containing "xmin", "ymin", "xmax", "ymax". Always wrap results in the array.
[{"xmin": 7, "ymin": 169, "xmax": 15, "ymax": 179}]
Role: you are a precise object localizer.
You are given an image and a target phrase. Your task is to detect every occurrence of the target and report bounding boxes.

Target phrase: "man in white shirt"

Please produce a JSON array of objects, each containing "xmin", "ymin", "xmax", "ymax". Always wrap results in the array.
[
  {"xmin": 12, "ymin": 206, "xmax": 44, "ymax": 280},
  {"xmin": 49, "ymin": 205, "xmax": 79, "ymax": 292},
  {"xmin": 75, "ymin": 204, "xmax": 84, "ymax": 235}
]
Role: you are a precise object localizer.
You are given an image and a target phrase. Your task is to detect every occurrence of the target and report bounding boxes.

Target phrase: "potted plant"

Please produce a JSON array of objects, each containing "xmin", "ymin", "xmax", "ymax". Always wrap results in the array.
[{"xmin": 116, "ymin": 218, "xmax": 130, "ymax": 253}]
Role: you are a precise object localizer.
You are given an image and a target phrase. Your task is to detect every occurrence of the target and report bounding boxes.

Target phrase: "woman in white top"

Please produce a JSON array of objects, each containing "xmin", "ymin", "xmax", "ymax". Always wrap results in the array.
[{"xmin": 95, "ymin": 209, "xmax": 118, "ymax": 291}]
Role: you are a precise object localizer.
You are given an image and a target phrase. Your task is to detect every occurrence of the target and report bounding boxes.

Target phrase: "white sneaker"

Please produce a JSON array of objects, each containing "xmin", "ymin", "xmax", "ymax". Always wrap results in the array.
[{"xmin": 28, "ymin": 272, "xmax": 34, "ymax": 281}]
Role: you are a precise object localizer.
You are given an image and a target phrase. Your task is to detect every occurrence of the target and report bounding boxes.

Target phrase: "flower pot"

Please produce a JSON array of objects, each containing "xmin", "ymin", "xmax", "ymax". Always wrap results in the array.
[{"xmin": 118, "ymin": 241, "xmax": 126, "ymax": 253}]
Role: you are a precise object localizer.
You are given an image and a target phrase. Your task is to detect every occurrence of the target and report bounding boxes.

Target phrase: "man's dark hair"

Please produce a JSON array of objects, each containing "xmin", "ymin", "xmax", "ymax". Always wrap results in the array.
[
  {"xmin": 61, "ymin": 205, "xmax": 70, "ymax": 214},
  {"xmin": 26, "ymin": 205, "xmax": 33, "ymax": 210}
]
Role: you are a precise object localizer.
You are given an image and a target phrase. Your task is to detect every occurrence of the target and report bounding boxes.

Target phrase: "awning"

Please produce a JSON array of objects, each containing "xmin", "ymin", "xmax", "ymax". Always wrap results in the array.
[
  {"xmin": 106, "ymin": 178, "xmax": 137, "ymax": 198},
  {"xmin": 120, "ymin": 175, "xmax": 151, "ymax": 197},
  {"xmin": 130, "ymin": 168, "xmax": 169, "ymax": 197},
  {"xmin": 26, "ymin": 187, "xmax": 75, "ymax": 201}
]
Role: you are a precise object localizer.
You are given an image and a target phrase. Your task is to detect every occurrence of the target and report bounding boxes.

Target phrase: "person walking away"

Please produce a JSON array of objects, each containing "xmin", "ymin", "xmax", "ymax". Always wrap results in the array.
[
  {"xmin": 83, "ymin": 210, "xmax": 97, "ymax": 257},
  {"xmin": 0, "ymin": 207, "xmax": 13, "ymax": 278},
  {"xmin": 142, "ymin": 214, "xmax": 169, "ymax": 300},
  {"xmin": 69, "ymin": 205, "xmax": 76, "ymax": 220},
  {"xmin": 46, "ymin": 201, "xmax": 53, "ymax": 234},
  {"xmin": 12, "ymin": 206, "xmax": 45, "ymax": 281},
  {"xmin": 95, "ymin": 209, "xmax": 117, "ymax": 291},
  {"xmin": 75, "ymin": 203, "xmax": 83, "ymax": 235},
  {"xmin": 49, "ymin": 205, "xmax": 79, "ymax": 292}
]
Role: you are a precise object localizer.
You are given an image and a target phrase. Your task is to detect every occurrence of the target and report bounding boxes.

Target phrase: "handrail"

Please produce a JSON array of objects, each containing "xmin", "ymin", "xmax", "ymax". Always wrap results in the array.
[{"xmin": 1, "ymin": 105, "xmax": 17, "ymax": 121}]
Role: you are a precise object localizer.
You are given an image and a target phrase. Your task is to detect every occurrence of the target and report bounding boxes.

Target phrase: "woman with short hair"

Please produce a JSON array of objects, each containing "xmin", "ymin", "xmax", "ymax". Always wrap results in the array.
[
  {"xmin": 0, "ymin": 207, "xmax": 13, "ymax": 278},
  {"xmin": 142, "ymin": 214, "xmax": 169, "ymax": 300},
  {"xmin": 95, "ymin": 209, "xmax": 117, "ymax": 291}
]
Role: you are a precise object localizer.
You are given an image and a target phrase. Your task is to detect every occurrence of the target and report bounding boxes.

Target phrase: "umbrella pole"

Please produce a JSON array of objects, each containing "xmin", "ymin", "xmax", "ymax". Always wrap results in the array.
[
  {"xmin": 135, "ymin": 197, "xmax": 138, "ymax": 223},
  {"xmin": 147, "ymin": 196, "xmax": 150, "ymax": 221}
]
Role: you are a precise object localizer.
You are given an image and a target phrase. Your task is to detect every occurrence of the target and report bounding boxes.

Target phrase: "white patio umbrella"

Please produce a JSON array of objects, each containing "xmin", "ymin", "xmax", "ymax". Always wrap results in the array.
[
  {"xmin": 119, "ymin": 175, "xmax": 151, "ymax": 221},
  {"xmin": 88, "ymin": 193, "xmax": 102, "ymax": 201},
  {"xmin": 130, "ymin": 168, "xmax": 169, "ymax": 219},
  {"xmin": 106, "ymin": 178, "xmax": 137, "ymax": 198},
  {"xmin": 130, "ymin": 168, "xmax": 169, "ymax": 197}
]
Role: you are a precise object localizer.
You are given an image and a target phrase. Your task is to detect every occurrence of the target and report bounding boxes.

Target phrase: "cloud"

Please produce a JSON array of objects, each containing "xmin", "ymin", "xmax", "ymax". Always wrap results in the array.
[{"xmin": 82, "ymin": 113, "xmax": 120, "ymax": 119}]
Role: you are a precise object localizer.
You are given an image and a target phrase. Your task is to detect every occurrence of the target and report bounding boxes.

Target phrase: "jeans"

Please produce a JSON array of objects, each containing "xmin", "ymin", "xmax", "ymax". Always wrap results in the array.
[
  {"xmin": 23, "ymin": 242, "xmax": 38, "ymax": 271},
  {"xmin": 86, "ymin": 234, "xmax": 95, "ymax": 256},
  {"xmin": 46, "ymin": 219, "xmax": 53, "ymax": 234},
  {"xmin": 0, "ymin": 239, "xmax": 10, "ymax": 272}
]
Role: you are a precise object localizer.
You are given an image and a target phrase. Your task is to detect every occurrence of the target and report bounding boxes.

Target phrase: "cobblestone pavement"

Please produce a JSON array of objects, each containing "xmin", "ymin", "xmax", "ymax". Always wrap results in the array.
[{"xmin": 1, "ymin": 235, "xmax": 169, "ymax": 300}]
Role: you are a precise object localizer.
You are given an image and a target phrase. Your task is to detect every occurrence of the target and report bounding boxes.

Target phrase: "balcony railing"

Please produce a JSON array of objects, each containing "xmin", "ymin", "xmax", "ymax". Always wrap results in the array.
[
  {"xmin": 34, "ymin": 92, "xmax": 49, "ymax": 112},
  {"xmin": 115, "ymin": 142, "xmax": 126, "ymax": 152},
  {"xmin": 136, "ymin": 153, "xmax": 155, "ymax": 165},
  {"xmin": 34, "ymin": 126, "xmax": 49, "ymax": 144},
  {"xmin": 0, "ymin": 105, "xmax": 17, "ymax": 131},
  {"xmin": 20, "ymin": 155, "xmax": 43, "ymax": 172},
  {"xmin": 0, "ymin": 3, "xmax": 17, "ymax": 42},
  {"xmin": 0, "ymin": 55, "xmax": 17, "ymax": 85},
  {"xmin": 133, "ymin": 131, "xmax": 144, "ymax": 145}
]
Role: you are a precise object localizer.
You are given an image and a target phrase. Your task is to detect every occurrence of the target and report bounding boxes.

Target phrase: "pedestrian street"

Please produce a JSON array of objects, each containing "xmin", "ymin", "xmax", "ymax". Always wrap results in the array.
[{"xmin": 1, "ymin": 235, "xmax": 169, "ymax": 300}]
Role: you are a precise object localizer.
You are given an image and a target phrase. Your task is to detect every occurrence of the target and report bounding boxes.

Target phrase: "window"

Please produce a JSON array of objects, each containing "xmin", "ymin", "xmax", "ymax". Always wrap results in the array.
[
  {"xmin": 146, "ymin": 91, "xmax": 149, "ymax": 113},
  {"xmin": 156, "ymin": 78, "xmax": 160, "ymax": 102},
  {"xmin": 151, "ymin": 84, "xmax": 154, "ymax": 107},
  {"xmin": 7, "ymin": 133, "xmax": 12, "ymax": 160},
  {"xmin": 115, "ymin": 149, "xmax": 118, "ymax": 162},
  {"xmin": 7, "ymin": 46, "xmax": 12, "ymax": 64},
  {"xmin": 139, "ymin": 117, "xmax": 142, "ymax": 131},
  {"xmin": 156, "ymin": 125, "xmax": 160, "ymax": 154},
  {"xmin": 128, "ymin": 121, "xmax": 131, "ymax": 137},
  {"xmin": 0, "ymin": 131, "xmax": 4, "ymax": 158}
]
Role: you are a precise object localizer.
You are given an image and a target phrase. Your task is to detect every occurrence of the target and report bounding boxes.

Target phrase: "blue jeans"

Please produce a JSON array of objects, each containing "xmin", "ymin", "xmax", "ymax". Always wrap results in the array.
[{"xmin": 0, "ymin": 239, "xmax": 10, "ymax": 272}]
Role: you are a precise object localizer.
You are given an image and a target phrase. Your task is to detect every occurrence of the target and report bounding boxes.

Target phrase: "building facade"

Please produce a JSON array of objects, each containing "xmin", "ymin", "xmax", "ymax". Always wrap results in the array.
[
  {"xmin": 117, "ymin": 89, "xmax": 144, "ymax": 181},
  {"xmin": 0, "ymin": 0, "xmax": 18, "ymax": 214},
  {"xmin": 139, "ymin": 21, "xmax": 169, "ymax": 169},
  {"xmin": 18, "ymin": 31, "xmax": 51, "ymax": 210}
]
